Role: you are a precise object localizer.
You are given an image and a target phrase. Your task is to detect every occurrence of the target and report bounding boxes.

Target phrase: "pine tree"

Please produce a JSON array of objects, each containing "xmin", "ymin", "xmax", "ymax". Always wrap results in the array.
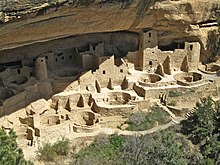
[
  {"xmin": 0, "ymin": 129, "xmax": 33, "ymax": 165},
  {"xmin": 181, "ymin": 96, "xmax": 216, "ymax": 144}
]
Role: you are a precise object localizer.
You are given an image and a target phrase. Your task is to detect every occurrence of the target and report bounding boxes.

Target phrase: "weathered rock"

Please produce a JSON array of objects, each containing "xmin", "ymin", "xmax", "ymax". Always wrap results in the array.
[{"xmin": 0, "ymin": 0, "xmax": 219, "ymax": 62}]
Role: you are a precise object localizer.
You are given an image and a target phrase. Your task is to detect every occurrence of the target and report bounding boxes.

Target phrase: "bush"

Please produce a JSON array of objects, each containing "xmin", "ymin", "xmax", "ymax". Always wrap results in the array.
[
  {"xmin": 36, "ymin": 136, "xmax": 70, "ymax": 162},
  {"xmin": 53, "ymin": 137, "xmax": 70, "ymax": 156},
  {"xmin": 72, "ymin": 131, "xmax": 188, "ymax": 165},
  {"xmin": 126, "ymin": 105, "xmax": 171, "ymax": 131},
  {"xmin": 36, "ymin": 142, "xmax": 57, "ymax": 162},
  {"xmin": 168, "ymin": 100, "xmax": 177, "ymax": 106},
  {"xmin": 71, "ymin": 134, "xmax": 125, "ymax": 165},
  {"xmin": 168, "ymin": 91, "xmax": 183, "ymax": 97}
]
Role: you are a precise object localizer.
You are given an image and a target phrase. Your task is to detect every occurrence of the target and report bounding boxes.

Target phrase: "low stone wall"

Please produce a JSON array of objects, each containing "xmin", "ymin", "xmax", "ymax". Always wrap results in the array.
[
  {"xmin": 3, "ymin": 91, "xmax": 26, "ymax": 116},
  {"xmin": 93, "ymin": 102, "xmax": 135, "ymax": 117},
  {"xmin": 73, "ymin": 124, "xmax": 100, "ymax": 133},
  {"xmin": 174, "ymin": 72, "xmax": 206, "ymax": 86}
]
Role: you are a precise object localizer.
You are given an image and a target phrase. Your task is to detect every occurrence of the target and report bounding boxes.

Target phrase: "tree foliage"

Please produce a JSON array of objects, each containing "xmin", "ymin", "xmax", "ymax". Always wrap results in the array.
[
  {"xmin": 126, "ymin": 105, "xmax": 171, "ymax": 131},
  {"xmin": 181, "ymin": 96, "xmax": 220, "ymax": 164},
  {"xmin": 72, "ymin": 134, "xmax": 125, "ymax": 165},
  {"xmin": 36, "ymin": 136, "xmax": 70, "ymax": 162},
  {"xmin": 181, "ymin": 96, "xmax": 216, "ymax": 144},
  {"xmin": 0, "ymin": 129, "xmax": 33, "ymax": 165},
  {"xmin": 72, "ymin": 131, "xmax": 190, "ymax": 165},
  {"xmin": 122, "ymin": 131, "xmax": 186, "ymax": 165}
]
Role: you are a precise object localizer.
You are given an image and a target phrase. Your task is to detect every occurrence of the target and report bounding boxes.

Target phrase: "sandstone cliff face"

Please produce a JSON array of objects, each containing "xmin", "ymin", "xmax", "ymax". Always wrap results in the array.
[{"xmin": 0, "ymin": 0, "xmax": 219, "ymax": 61}]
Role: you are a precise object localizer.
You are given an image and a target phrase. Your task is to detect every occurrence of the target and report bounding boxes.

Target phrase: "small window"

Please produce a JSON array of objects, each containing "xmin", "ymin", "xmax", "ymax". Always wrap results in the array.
[
  {"xmin": 61, "ymin": 57, "xmax": 64, "ymax": 60},
  {"xmin": 149, "ymin": 61, "xmax": 153, "ymax": 66},
  {"xmin": 17, "ymin": 69, "xmax": 21, "ymax": 74},
  {"xmin": 152, "ymin": 52, "xmax": 154, "ymax": 53},
  {"xmin": 69, "ymin": 56, "xmax": 72, "ymax": 59},
  {"xmin": 103, "ymin": 70, "xmax": 106, "ymax": 74},
  {"xmin": 148, "ymin": 41, "xmax": 150, "ymax": 43},
  {"xmin": 149, "ymin": 33, "xmax": 151, "ymax": 37},
  {"xmin": 190, "ymin": 45, "xmax": 193, "ymax": 50},
  {"xmin": 45, "ymin": 56, "xmax": 48, "ymax": 60},
  {"xmin": 41, "ymin": 60, "xmax": 43, "ymax": 62},
  {"xmin": 30, "ymin": 72, "xmax": 33, "ymax": 77},
  {"xmin": 56, "ymin": 58, "xmax": 58, "ymax": 62},
  {"xmin": 120, "ymin": 69, "xmax": 123, "ymax": 73}
]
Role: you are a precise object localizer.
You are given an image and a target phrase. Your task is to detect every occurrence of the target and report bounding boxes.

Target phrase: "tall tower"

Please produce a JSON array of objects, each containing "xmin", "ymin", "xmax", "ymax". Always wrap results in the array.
[
  {"xmin": 186, "ymin": 42, "xmax": 201, "ymax": 71},
  {"xmin": 139, "ymin": 29, "xmax": 158, "ymax": 71},
  {"xmin": 35, "ymin": 57, "xmax": 48, "ymax": 80}
]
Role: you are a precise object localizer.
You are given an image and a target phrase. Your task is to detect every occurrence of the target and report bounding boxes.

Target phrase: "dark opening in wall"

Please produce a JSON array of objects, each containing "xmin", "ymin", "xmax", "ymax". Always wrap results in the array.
[
  {"xmin": 17, "ymin": 69, "xmax": 21, "ymax": 74},
  {"xmin": 149, "ymin": 33, "xmax": 151, "ymax": 37},
  {"xmin": 41, "ymin": 60, "xmax": 43, "ymax": 62},
  {"xmin": 190, "ymin": 45, "xmax": 193, "ymax": 50},
  {"xmin": 69, "ymin": 56, "xmax": 72, "ymax": 59},
  {"xmin": 149, "ymin": 61, "xmax": 153, "ymax": 66},
  {"xmin": 0, "ymin": 60, "xmax": 22, "ymax": 69},
  {"xmin": 103, "ymin": 70, "xmax": 106, "ymax": 74},
  {"xmin": 158, "ymin": 42, "xmax": 185, "ymax": 51},
  {"xmin": 178, "ymin": 43, "xmax": 185, "ymax": 49},
  {"xmin": 30, "ymin": 72, "xmax": 33, "ymax": 77},
  {"xmin": 143, "ymin": 29, "xmax": 148, "ymax": 33},
  {"xmin": 56, "ymin": 58, "xmax": 58, "ymax": 62},
  {"xmin": 0, "ymin": 66, "xmax": 6, "ymax": 72},
  {"xmin": 61, "ymin": 57, "xmax": 64, "ymax": 60},
  {"xmin": 120, "ymin": 69, "xmax": 123, "ymax": 73},
  {"xmin": 45, "ymin": 56, "xmax": 48, "ymax": 60}
]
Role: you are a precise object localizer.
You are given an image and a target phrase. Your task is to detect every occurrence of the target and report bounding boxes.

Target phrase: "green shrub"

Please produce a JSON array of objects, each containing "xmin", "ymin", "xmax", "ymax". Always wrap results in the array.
[
  {"xmin": 168, "ymin": 91, "xmax": 183, "ymax": 97},
  {"xmin": 168, "ymin": 100, "xmax": 177, "ymax": 106},
  {"xmin": 36, "ymin": 142, "xmax": 57, "ymax": 162},
  {"xmin": 108, "ymin": 134, "xmax": 125, "ymax": 150},
  {"xmin": 36, "ymin": 136, "xmax": 70, "ymax": 162},
  {"xmin": 72, "ymin": 134, "xmax": 125, "ymax": 165},
  {"xmin": 126, "ymin": 105, "xmax": 171, "ymax": 131},
  {"xmin": 53, "ymin": 137, "xmax": 70, "ymax": 156}
]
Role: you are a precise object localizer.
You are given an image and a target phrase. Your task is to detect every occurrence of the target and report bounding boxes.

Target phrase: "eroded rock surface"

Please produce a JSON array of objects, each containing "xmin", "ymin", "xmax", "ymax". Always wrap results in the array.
[{"xmin": 0, "ymin": 0, "xmax": 219, "ymax": 62}]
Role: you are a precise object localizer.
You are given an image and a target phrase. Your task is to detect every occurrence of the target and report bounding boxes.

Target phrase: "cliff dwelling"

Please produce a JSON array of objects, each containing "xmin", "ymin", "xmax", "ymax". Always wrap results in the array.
[
  {"xmin": 0, "ymin": 0, "xmax": 219, "ymax": 163},
  {"xmin": 0, "ymin": 28, "xmax": 219, "ymax": 141}
]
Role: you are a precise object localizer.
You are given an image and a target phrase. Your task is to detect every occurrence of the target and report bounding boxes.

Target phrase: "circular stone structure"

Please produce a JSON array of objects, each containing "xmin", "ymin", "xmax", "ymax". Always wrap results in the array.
[
  {"xmin": 138, "ymin": 73, "xmax": 162, "ymax": 87},
  {"xmin": 73, "ymin": 111, "xmax": 100, "ymax": 133},
  {"xmin": 174, "ymin": 72, "xmax": 204, "ymax": 86},
  {"xmin": 199, "ymin": 63, "xmax": 220, "ymax": 74},
  {"xmin": 0, "ymin": 87, "xmax": 14, "ymax": 100}
]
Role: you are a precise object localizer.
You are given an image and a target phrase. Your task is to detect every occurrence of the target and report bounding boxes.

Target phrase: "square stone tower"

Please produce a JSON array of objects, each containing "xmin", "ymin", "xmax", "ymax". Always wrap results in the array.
[{"xmin": 139, "ymin": 29, "xmax": 158, "ymax": 71}]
